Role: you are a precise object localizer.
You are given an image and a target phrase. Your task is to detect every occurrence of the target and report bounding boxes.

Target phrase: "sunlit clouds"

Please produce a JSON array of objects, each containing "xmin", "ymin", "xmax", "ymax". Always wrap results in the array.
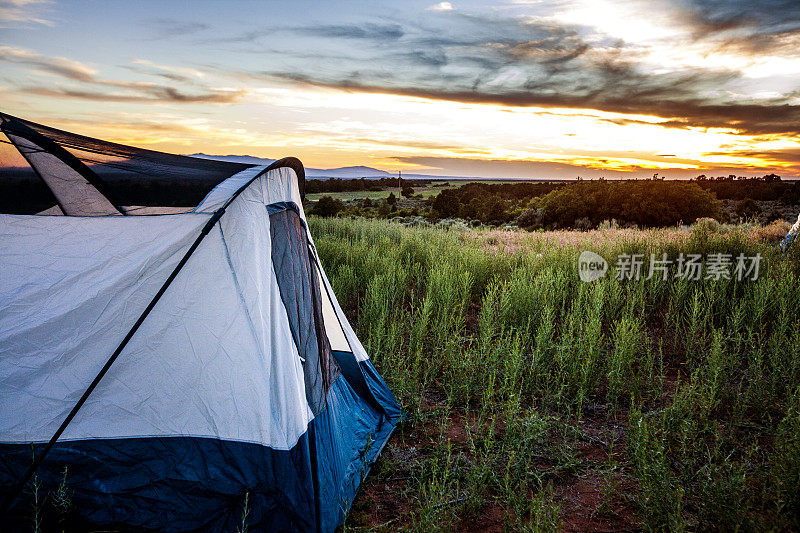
[{"xmin": 1, "ymin": 0, "xmax": 799, "ymax": 178}]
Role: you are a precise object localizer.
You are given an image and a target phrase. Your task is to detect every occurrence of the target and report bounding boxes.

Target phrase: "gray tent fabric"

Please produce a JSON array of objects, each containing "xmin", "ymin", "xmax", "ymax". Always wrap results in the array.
[
  {"xmin": 269, "ymin": 204, "xmax": 340, "ymax": 414},
  {"xmin": 0, "ymin": 112, "xmax": 253, "ymax": 214},
  {"xmin": 3, "ymin": 131, "xmax": 121, "ymax": 216},
  {"xmin": 0, "ymin": 115, "xmax": 403, "ymax": 532}
]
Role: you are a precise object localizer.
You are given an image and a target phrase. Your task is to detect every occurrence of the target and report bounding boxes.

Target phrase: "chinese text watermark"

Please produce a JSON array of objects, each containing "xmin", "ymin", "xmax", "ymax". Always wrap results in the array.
[{"xmin": 579, "ymin": 252, "xmax": 761, "ymax": 282}]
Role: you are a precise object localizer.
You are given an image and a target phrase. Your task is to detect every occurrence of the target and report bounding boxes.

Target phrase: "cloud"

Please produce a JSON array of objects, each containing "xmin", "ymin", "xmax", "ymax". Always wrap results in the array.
[
  {"xmin": 224, "ymin": 7, "xmax": 799, "ymax": 137},
  {"xmin": 391, "ymin": 49, "xmax": 448, "ymax": 67},
  {"xmin": 0, "ymin": 0, "xmax": 52, "ymax": 27},
  {"xmin": 427, "ymin": 2, "xmax": 454, "ymax": 12},
  {"xmin": 0, "ymin": 46, "xmax": 246, "ymax": 104},
  {"xmin": 675, "ymin": 0, "xmax": 800, "ymax": 34},
  {"xmin": 655, "ymin": 0, "xmax": 800, "ymax": 53},
  {"xmin": 26, "ymin": 86, "xmax": 246, "ymax": 104},
  {"xmin": 393, "ymin": 155, "xmax": 799, "ymax": 179},
  {"xmin": 706, "ymin": 148, "xmax": 800, "ymax": 165},
  {"xmin": 0, "ymin": 46, "xmax": 95, "ymax": 81},
  {"xmin": 266, "ymin": 63, "xmax": 800, "ymax": 136},
  {"xmin": 127, "ymin": 59, "xmax": 205, "ymax": 84},
  {"xmin": 140, "ymin": 18, "xmax": 210, "ymax": 40},
  {"xmin": 298, "ymin": 23, "xmax": 405, "ymax": 40}
]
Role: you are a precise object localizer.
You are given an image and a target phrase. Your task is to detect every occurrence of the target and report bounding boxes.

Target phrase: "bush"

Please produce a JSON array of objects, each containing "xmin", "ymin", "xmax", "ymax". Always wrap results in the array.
[
  {"xmin": 598, "ymin": 219, "xmax": 620, "ymax": 230},
  {"xmin": 401, "ymin": 184, "xmax": 414, "ymax": 198},
  {"xmin": 535, "ymin": 180, "xmax": 723, "ymax": 228},
  {"xmin": 735, "ymin": 198, "xmax": 761, "ymax": 220},
  {"xmin": 765, "ymin": 208, "xmax": 784, "ymax": 223},
  {"xmin": 753, "ymin": 219, "xmax": 791, "ymax": 243},
  {"xmin": 574, "ymin": 217, "xmax": 591, "ymax": 231},
  {"xmin": 514, "ymin": 208, "xmax": 543, "ymax": 229},
  {"xmin": 692, "ymin": 217, "xmax": 722, "ymax": 235},
  {"xmin": 310, "ymin": 195, "xmax": 345, "ymax": 217},
  {"xmin": 773, "ymin": 387, "xmax": 800, "ymax": 527},
  {"xmin": 430, "ymin": 182, "xmax": 560, "ymax": 224}
]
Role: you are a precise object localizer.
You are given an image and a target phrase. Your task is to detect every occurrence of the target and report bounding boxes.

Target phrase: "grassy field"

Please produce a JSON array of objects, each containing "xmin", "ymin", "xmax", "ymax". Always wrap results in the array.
[
  {"xmin": 309, "ymin": 217, "xmax": 800, "ymax": 532},
  {"xmin": 306, "ymin": 190, "xmax": 402, "ymax": 202},
  {"xmin": 305, "ymin": 180, "xmax": 525, "ymax": 202}
]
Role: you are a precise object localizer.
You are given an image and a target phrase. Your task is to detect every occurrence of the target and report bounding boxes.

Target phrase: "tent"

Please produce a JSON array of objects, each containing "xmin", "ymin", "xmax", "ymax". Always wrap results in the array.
[{"xmin": 0, "ymin": 112, "xmax": 402, "ymax": 531}]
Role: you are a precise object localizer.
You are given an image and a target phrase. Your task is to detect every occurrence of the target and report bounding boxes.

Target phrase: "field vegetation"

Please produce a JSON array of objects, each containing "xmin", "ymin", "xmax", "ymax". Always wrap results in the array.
[
  {"xmin": 310, "ymin": 216, "xmax": 800, "ymax": 531},
  {"xmin": 308, "ymin": 176, "xmax": 800, "ymax": 229}
]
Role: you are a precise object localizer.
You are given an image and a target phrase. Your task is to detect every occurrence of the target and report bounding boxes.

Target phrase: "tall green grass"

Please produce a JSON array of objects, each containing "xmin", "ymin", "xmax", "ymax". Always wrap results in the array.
[{"xmin": 311, "ymin": 216, "xmax": 800, "ymax": 530}]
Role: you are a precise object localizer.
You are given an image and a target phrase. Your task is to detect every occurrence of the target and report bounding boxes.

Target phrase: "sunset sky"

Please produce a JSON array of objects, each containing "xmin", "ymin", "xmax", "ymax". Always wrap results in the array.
[{"xmin": 2, "ymin": 0, "xmax": 800, "ymax": 178}]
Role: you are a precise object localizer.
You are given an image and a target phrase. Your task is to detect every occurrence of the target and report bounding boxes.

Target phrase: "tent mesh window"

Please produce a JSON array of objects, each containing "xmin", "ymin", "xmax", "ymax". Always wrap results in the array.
[
  {"xmin": 269, "ymin": 205, "xmax": 340, "ymax": 414},
  {"xmin": 0, "ymin": 113, "xmax": 252, "ymax": 215}
]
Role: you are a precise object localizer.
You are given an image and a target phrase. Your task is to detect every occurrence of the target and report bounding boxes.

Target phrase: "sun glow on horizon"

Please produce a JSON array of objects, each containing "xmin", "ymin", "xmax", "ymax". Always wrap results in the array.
[
  {"xmin": 29, "ymin": 84, "xmax": 793, "ymax": 177},
  {"xmin": 1, "ymin": 0, "xmax": 799, "ymax": 179}
]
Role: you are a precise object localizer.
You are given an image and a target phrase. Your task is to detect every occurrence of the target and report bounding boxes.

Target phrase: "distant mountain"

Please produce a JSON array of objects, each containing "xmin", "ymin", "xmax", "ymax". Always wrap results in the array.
[
  {"xmin": 311, "ymin": 165, "xmax": 392, "ymax": 178},
  {"xmin": 189, "ymin": 153, "xmax": 392, "ymax": 178}
]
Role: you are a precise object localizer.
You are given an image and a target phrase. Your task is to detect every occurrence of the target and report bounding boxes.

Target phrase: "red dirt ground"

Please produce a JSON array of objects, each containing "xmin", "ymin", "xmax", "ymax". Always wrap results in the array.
[{"xmin": 347, "ymin": 396, "xmax": 643, "ymax": 532}]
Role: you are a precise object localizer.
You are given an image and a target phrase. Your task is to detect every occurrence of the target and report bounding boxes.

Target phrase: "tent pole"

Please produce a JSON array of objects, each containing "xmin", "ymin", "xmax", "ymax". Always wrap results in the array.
[{"xmin": 0, "ymin": 207, "xmax": 227, "ymax": 515}]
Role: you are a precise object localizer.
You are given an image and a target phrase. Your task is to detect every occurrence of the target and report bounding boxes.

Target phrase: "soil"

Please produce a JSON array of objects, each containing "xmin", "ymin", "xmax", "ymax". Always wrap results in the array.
[{"xmin": 346, "ymin": 395, "xmax": 644, "ymax": 532}]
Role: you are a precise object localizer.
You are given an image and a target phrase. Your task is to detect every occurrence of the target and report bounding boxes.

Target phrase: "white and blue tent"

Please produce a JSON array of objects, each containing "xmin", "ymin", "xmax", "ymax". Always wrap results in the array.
[{"xmin": 0, "ymin": 113, "xmax": 401, "ymax": 531}]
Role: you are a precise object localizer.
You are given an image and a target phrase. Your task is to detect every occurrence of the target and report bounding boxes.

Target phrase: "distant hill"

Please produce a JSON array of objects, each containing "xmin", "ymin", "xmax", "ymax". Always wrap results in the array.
[{"xmin": 189, "ymin": 153, "xmax": 392, "ymax": 178}]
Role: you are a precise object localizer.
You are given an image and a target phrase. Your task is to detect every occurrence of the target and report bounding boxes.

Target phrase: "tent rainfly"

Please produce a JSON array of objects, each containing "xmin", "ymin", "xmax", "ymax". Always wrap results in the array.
[{"xmin": 0, "ymin": 112, "xmax": 402, "ymax": 531}]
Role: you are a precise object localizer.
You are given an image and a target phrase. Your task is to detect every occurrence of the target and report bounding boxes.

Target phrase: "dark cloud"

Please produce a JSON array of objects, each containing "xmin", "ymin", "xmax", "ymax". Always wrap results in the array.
[
  {"xmin": 299, "ymin": 23, "xmax": 404, "ymax": 40},
  {"xmin": 667, "ymin": 0, "xmax": 800, "ymax": 53},
  {"xmin": 706, "ymin": 148, "xmax": 800, "ymax": 165},
  {"xmin": 391, "ymin": 49, "xmax": 448, "ymax": 67},
  {"xmin": 515, "ymin": 39, "xmax": 590, "ymax": 65},
  {"xmin": 393, "ymin": 156, "xmax": 799, "ymax": 179},
  {"xmin": 675, "ymin": 0, "xmax": 800, "ymax": 34},
  {"xmin": 26, "ymin": 85, "xmax": 246, "ymax": 104},
  {"xmin": 141, "ymin": 18, "xmax": 210, "ymax": 40},
  {"xmin": 229, "ymin": 6, "xmax": 799, "ymax": 137},
  {"xmin": 268, "ymin": 63, "xmax": 800, "ymax": 136}
]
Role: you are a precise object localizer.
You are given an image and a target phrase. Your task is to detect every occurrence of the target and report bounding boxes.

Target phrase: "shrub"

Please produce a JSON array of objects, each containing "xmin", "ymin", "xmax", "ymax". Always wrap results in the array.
[
  {"xmin": 598, "ymin": 219, "xmax": 620, "ymax": 230},
  {"xmin": 765, "ymin": 209, "xmax": 784, "ymax": 223},
  {"xmin": 574, "ymin": 217, "xmax": 591, "ymax": 231},
  {"xmin": 430, "ymin": 182, "xmax": 559, "ymax": 223},
  {"xmin": 735, "ymin": 198, "xmax": 761, "ymax": 220},
  {"xmin": 752, "ymin": 219, "xmax": 791, "ymax": 243},
  {"xmin": 535, "ymin": 180, "xmax": 723, "ymax": 228},
  {"xmin": 311, "ymin": 195, "xmax": 345, "ymax": 217},
  {"xmin": 514, "ymin": 208, "xmax": 543, "ymax": 229},
  {"xmin": 691, "ymin": 217, "xmax": 721, "ymax": 235},
  {"xmin": 773, "ymin": 387, "xmax": 800, "ymax": 526}
]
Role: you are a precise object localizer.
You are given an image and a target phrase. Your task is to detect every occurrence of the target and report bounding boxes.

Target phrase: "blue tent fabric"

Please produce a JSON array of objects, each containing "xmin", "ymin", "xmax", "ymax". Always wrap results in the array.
[
  {"xmin": 0, "ymin": 370, "xmax": 400, "ymax": 531},
  {"xmin": 0, "ymin": 116, "xmax": 403, "ymax": 532}
]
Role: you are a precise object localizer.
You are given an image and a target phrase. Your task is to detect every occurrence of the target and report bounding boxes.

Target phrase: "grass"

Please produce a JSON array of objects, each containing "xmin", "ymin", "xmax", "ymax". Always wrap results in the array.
[
  {"xmin": 307, "ymin": 190, "xmax": 401, "ymax": 202},
  {"xmin": 310, "ymin": 216, "xmax": 800, "ymax": 531},
  {"xmin": 305, "ymin": 179, "xmax": 527, "ymax": 202}
]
